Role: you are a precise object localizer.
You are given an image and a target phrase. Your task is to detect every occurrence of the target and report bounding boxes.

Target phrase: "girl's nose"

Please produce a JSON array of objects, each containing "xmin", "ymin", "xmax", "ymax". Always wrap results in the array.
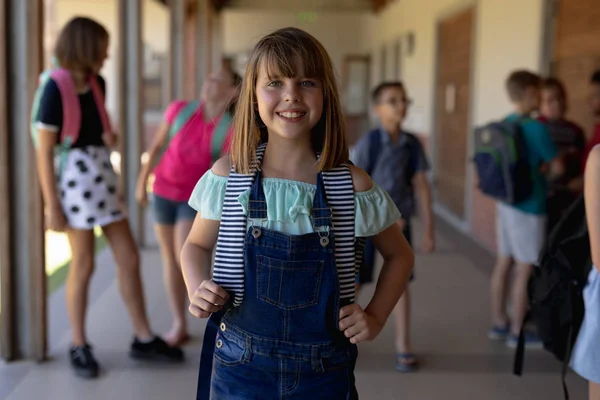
[{"xmin": 283, "ymin": 84, "xmax": 300, "ymax": 103}]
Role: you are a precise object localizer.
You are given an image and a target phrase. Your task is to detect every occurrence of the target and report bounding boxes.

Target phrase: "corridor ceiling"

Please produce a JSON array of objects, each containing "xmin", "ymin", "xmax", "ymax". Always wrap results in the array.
[{"xmin": 158, "ymin": 0, "xmax": 392, "ymax": 13}]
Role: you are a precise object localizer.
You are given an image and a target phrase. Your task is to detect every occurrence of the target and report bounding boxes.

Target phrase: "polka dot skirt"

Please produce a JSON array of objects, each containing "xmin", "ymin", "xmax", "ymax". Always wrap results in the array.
[{"xmin": 56, "ymin": 146, "xmax": 126, "ymax": 230}]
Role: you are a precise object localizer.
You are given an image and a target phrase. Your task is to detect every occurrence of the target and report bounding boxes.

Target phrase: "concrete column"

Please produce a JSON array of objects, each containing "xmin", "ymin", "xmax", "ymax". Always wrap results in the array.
[
  {"xmin": 118, "ymin": 0, "xmax": 144, "ymax": 244},
  {"xmin": 169, "ymin": 0, "xmax": 185, "ymax": 100},
  {"xmin": 4, "ymin": 0, "xmax": 46, "ymax": 361}
]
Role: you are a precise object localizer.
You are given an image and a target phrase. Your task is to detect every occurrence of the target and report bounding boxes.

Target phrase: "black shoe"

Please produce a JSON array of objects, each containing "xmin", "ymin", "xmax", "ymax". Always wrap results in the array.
[
  {"xmin": 69, "ymin": 344, "xmax": 100, "ymax": 378},
  {"xmin": 129, "ymin": 336, "xmax": 184, "ymax": 363}
]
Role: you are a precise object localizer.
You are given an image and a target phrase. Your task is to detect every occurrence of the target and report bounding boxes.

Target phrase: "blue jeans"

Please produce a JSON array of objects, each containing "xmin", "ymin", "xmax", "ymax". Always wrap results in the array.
[
  {"xmin": 203, "ymin": 172, "xmax": 358, "ymax": 399},
  {"xmin": 150, "ymin": 193, "xmax": 196, "ymax": 225}
]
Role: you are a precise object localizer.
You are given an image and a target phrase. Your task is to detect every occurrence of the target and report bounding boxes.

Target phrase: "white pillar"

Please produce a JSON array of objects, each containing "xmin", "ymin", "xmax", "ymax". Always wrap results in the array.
[{"xmin": 4, "ymin": 0, "xmax": 46, "ymax": 361}]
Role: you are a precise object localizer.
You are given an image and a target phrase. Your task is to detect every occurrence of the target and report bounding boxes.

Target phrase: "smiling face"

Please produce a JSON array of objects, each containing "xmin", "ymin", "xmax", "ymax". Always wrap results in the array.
[{"xmin": 255, "ymin": 60, "xmax": 323, "ymax": 142}]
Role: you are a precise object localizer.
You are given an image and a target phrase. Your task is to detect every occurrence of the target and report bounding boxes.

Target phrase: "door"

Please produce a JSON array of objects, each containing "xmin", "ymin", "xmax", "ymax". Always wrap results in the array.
[
  {"xmin": 552, "ymin": 0, "xmax": 600, "ymax": 136},
  {"xmin": 434, "ymin": 7, "xmax": 474, "ymax": 219},
  {"xmin": 341, "ymin": 55, "xmax": 371, "ymax": 146}
]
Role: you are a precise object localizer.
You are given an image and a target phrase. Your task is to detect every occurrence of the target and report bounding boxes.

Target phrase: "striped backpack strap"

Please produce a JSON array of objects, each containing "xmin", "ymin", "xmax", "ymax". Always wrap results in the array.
[
  {"xmin": 89, "ymin": 75, "xmax": 112, "ymax": 134},
  {"xmin": 213, "ymin": 144, "xmax": 267, "ymax": 306},
  {"xmin": 322, "ymin": 164, "xmax": 358, "ymax": 303}
]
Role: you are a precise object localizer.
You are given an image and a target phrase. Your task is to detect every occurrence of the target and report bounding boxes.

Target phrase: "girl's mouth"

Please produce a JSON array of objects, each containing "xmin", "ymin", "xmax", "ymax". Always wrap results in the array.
[{"xmin": 276, "ymin": 111, "xmax": 307, "ymax": 122}]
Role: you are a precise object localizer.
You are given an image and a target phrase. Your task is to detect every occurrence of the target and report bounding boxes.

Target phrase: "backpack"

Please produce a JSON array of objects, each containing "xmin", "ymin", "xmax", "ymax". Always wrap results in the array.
[
  {"xmin": 473, "ymin": 119, "xmax": 532, "ymax": 204},
  {"xmin": 364, "ymin": 129, "xmax": 382, "ymax": 176},
  {"xmin": 153, "ymin": 100, "xmax": 232, "ymax": 167},
  {"xmin": 30, "ymin": 67, "xmax": 111, "ymax": 176},
  {"xmin": 513, "ymin": 195, "xmax": 591, "ymax": 399}
]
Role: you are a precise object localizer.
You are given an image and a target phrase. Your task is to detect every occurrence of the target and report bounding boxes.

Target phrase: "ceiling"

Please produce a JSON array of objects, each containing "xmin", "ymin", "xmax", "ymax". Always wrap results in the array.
[{"xmin": 157, "ymin": 0, "xmax": 392, "ymax": 13}]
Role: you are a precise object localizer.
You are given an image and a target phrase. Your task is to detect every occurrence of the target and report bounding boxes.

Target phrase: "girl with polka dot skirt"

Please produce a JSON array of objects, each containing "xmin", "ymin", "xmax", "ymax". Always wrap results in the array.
[
  {"xmin": 135, "ymin": 68, "xmax": 240, "ymax": 346},
  {"xmin": 33, "ymin": 17, "xmax": 183, "ymax": 379},
  {"xmin": 571, "ymin": 144, "xmax": 600, "ymax": 399},
  {"xmin": 181, "ymin": 28, "xmax": 415, "ymax": 399}
]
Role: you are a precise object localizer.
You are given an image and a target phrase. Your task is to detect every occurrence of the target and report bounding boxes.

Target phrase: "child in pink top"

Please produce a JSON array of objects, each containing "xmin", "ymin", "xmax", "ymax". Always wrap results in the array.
[{"xmin": 136, "ymin": 67, "xmax": 241, "ymax": 346}]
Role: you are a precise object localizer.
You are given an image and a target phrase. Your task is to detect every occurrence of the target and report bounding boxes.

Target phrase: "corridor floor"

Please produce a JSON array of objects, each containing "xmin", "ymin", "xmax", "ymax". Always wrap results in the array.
[{"xmin": 1, "ymin": 217, "xmax": 588, "ymax": 399}]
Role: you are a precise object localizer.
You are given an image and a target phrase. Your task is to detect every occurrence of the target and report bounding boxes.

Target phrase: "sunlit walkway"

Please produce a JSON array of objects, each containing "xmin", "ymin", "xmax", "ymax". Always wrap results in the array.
[{"xmin": 0, "ymin": 214, "xmax": 588, "ymax": 400}]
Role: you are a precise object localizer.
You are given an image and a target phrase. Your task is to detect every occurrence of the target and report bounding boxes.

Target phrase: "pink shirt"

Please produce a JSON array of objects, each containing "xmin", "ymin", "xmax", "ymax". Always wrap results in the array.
[{"xmin": 152, "ymin": 100, "xmax": 233, "ymax": 202}]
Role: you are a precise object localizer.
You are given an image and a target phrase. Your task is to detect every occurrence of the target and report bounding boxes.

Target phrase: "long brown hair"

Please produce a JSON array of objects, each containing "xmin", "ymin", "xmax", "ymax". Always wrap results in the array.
[
  {"xmin": 55, "ymin": 17, "xmax": 109, "ymax": 75},
  {"xmin": 230, "ymin": 27, "xmax": 348, "ymax": 174}
]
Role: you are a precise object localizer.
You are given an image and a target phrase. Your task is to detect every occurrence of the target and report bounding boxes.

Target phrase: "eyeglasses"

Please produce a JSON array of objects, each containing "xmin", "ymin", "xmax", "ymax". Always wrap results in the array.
[{"xmin": 381, "ymin": 98, "xmax": 413, "ymax": 107}]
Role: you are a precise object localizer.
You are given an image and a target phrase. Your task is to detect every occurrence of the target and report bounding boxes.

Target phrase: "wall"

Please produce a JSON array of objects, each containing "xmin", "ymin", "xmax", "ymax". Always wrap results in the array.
[
  {"xmin": 359, "ymin": 0, "xmax": 545, "ymax": 251},
  {"xmin": 361, "ymin": 0, "xmax": 545, "ymax": 136},
  {"xmin": 221, "ymin": 10, "xmax": 366, "ymax": 80}
]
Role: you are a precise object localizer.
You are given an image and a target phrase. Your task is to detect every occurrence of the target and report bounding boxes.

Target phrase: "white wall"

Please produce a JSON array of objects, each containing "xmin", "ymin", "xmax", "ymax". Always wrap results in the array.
[
  {"xmin": 221, "ymin": 10, "xmax": 366, "ymax": 81},
  {"xmin": 360, "ymin": 0, "xmax": 545, "ymax": 135}
]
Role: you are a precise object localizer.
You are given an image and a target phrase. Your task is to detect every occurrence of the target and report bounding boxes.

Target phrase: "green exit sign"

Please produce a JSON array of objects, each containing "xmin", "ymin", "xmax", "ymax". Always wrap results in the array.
[{"xmin": 297, "ymin": 12, "xmax": 318, "ymax": 23}]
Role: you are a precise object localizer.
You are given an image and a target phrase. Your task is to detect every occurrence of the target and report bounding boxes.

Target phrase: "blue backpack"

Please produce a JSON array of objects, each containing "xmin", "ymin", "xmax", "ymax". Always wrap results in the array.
[{"xmin": 473, "ymin": 119, "xmax": 532, "ymax": 204}]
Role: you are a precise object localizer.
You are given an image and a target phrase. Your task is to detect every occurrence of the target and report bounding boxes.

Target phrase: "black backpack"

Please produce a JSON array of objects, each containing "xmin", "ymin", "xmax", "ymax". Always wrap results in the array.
[{"xmin": 513, "ymin": 195, "xmax": 591, "ymax": 399}]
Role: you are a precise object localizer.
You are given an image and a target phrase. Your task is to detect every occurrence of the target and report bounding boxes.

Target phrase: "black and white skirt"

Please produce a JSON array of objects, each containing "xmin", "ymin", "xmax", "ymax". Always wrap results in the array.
[{"xmin": 56, "ymin": 145, "xmax": 126, "ymax": 230}]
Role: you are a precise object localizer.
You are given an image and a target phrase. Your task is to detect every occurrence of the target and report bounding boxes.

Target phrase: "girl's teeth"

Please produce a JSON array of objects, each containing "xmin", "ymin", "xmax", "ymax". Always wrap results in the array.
[{"xmin": 280, "ymin": 112, "xmax": 304, "ymax": 118}]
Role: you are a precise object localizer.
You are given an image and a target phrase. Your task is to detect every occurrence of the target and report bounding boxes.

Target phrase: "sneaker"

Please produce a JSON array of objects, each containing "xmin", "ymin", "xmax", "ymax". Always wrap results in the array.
[
  {"xmin": 69, "ymin": 344, "xmax": 100, "ymax": 378},
  {"xmin": 129, "ymin": 336, "xmax": 184, "ymax": 363},
  {"xmin": 488, "ymin": 324, "xmax": 510, "ymax": 340},
  {"xmin": 506, "ymin": 331, "xmax": 544, "ymax": 349}
]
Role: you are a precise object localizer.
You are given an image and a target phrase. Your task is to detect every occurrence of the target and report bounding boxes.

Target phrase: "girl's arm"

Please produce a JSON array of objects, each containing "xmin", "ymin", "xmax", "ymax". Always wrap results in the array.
[
  {"xmin": 36, "ymin": 128, "xmax": 60, "ymax": 207},
  {"xmin": 135, "ymin": 121, "xmax": 170, "ymax": 204},
  {"xmin": 339, "ymin": 166, "xmax": 415, "ymax": 344},
  {"xmin": 180, "ymin": 156, "xmax": 232, "ymax": 318},
  {"xmin": 36, "ymin": 128, "xmax": 67, "ymax": 231},
  {"xmin": 585, "ymin": 145, "xmax": 600, "ymax": 272}
]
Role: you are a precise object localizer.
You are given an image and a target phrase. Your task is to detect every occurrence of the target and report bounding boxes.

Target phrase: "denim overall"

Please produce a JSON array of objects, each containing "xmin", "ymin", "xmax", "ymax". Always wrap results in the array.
[{"xmin": 199, "ymin": 170, "xmax": 358, "ymax": 400}]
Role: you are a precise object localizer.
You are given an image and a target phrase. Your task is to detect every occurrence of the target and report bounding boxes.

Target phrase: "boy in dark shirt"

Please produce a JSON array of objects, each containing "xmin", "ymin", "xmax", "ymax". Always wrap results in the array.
[
  {"xmin": 538, "ymin": 77, "xmax": 586, "ymax": 232},
  {"xmin": 583, "ymin": 70, "xmax": 600, "ymax": 170},
  {"xmin": 351, "ymin": 81, "xmax": 435, "ymax": 373}
]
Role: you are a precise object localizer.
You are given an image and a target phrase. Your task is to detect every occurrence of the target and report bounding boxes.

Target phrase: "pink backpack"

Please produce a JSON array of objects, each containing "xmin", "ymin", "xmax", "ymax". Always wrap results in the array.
[{"xmin": 31, "ymin": 67, "xmax": 112, "ymax": 175}]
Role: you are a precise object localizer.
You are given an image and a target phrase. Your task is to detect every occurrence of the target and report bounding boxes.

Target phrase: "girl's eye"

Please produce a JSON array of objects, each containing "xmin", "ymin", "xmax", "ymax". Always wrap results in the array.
[
  {"xmin": 301, "ymin": 81, "xmax": 316, "ymax": 87},
  {"xmin": 267, "ymin": 81, "xmax": 282, "ymax": 87}
]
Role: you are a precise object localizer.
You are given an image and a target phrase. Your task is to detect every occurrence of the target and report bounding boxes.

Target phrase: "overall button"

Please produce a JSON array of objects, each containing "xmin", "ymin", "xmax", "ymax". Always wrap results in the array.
[
  {"xmin": 252, "ymin": 228, "xmax": 262, "ymax": 239},
  {"xmin": 216, "ymin": 339, "xmax": 223, "ymax": 349},
  {"xmin": 220, "ymin": 323, "xmax": 227, "ymax": 332}
]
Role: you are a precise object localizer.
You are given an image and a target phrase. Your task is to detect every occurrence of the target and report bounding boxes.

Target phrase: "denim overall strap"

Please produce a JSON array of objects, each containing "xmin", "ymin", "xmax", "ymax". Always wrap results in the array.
[
  {"xmin": 247, "ymin": 170, "xmax": 268, "ymax": 221},
  {"xmin": 311, "ymin": 172, "xmax": 333, "ymax": 229}
]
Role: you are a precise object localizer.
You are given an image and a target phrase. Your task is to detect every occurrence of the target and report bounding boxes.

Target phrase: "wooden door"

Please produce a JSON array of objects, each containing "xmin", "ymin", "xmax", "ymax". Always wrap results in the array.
[
  {"xmin": 552, "ymin": 0, "xmax": 600, "ymax": 136},
  {"xmin": 434, "ymin": 7, "xmax": 474, "ymax": 219}
]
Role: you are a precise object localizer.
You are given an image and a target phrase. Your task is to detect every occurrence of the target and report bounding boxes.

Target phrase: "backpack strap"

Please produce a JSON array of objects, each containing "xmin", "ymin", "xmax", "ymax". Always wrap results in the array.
[
  {"xmin": 168, "ymin": 100, "xmax": 200, "ymax": 141},
  {"xmin": 49, "ymin": 68, "xmax": 81, "ymax": 148},
  {"xmin": 322, "ymin": 164, "xmax": 357, "ymax": 302},
  {"xmin": 210, "ymin": 112, "xmax": 232, "ymax": 164},
  {"xmin": 89, "ymin": 75, "xmax": 112, "ymax": 134},
  {"xmin": 214, "ymin": 143, "xmax": 267, "ymax": 306},
  {"xmin": 365, "ymin": 129, "xmax": 382, "ymax": 176}
]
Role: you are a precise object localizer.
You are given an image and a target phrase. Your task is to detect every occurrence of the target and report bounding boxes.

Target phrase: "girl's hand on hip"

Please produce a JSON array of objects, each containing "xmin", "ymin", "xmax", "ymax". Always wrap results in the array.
[
  {"xmin": 339, "ymin": 303, "xmax": 384, "ymax": 344},
  {"xmin": 188, "ymin": 279, "xmax": 230, "ymax": 319}
]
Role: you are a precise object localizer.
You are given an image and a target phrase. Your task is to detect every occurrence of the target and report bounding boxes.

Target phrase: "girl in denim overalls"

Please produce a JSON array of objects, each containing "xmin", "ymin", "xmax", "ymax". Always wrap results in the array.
[{"xmin": 182, "ymin": 27, "xmax": 415, "ymax": 399}]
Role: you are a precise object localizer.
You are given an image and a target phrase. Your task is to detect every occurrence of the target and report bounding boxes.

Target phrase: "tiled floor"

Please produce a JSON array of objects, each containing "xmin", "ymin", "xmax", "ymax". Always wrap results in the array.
[{"xmin": 1, "ymin": 216, "xmax": 588, "ymax": 399}]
